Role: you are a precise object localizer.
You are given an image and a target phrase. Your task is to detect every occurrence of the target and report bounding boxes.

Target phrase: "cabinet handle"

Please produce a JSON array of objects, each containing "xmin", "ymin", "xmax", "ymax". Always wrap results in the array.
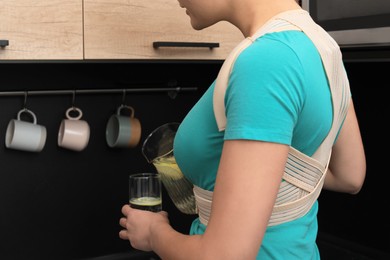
[
  {"xmin": 153, "ymin": 41, "xmax": 219, "ymax": 49},
  {"xmin": 0, "ymin": 40, "xmax": 9, "ymax": 48}
]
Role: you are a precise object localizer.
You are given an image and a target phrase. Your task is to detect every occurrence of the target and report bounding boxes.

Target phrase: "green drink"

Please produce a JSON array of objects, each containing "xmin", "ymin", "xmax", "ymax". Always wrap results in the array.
[
  {"xmin": 129, "ymin": 173, "xmax": 162, "ymax": 212},
  {"xmin": 129, "ymin": 196, "xmax": 162, "ymax": 212}
]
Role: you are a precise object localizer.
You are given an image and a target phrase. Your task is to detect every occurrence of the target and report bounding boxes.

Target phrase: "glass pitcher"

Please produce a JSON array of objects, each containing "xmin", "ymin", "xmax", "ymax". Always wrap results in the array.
[{"xmin": 142, "ymin": 122, "xmax": 197, "ymax": 214}]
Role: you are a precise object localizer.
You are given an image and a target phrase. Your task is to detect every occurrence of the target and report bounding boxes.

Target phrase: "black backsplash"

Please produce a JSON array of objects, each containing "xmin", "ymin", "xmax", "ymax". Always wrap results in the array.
[
  {"xmin": 0, "ymin": 61, "xmax": 221, "ymax": 260},
  {"xmin": 0, "ymin": 60, "xmax": 388, "ymax": 259},
  {"xmin": 317, "ymin": 61, "xmax": 390, "ymax": 259}
]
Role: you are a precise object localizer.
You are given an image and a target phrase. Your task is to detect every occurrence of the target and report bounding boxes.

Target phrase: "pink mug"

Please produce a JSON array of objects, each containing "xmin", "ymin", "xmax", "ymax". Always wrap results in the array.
[{"xmin": 58, "ymin": 107, "xmax": 90, "ymax": 151}]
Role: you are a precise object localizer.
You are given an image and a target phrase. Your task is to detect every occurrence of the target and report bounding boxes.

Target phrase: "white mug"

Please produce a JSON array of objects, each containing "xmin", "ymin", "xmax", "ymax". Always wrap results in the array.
[
  {"xmin": 5, "ymin": 108, "xmax": 47, "ymax": 152},
  {"xmin": 106, "ymin": 105, "xmax": 141, "ymax": 148},
  {"xmin": 58, "ymin": 107, "xmax": 90, "ymax": 151}
]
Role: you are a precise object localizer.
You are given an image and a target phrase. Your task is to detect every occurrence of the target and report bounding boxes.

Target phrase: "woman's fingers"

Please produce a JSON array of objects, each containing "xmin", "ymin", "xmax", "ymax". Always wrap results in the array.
[
  {"xmin": 119, "ymin": 217, "xmax": 127, "ymax": 228},
  {"xmin": 119, "ymin": 229, "xmax": 129, "ymax": 240}
]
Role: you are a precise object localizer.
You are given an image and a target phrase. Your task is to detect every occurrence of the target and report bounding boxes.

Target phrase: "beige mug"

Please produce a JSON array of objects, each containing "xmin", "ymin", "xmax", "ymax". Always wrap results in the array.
[
  {"xmin": 106, "ymin": 105, "xmax": 141, "ymax": 148},
  {"xmin": 58, "ymin": 107, "xmax": 90, "ymax": 151}
]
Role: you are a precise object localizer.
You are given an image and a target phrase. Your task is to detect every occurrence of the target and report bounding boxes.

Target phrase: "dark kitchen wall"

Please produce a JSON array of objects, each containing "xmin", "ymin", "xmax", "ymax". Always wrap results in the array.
[
  {"xmin": 0, "ymin": 61, "xmax": 221, "ymax": 260},
  {"xmin": 0, "ymin": 56, "xmax": 388, "ymax": 260},
  {"xmin": 317, "ymin": 59, "xmax": 390, "ymax": 259}
]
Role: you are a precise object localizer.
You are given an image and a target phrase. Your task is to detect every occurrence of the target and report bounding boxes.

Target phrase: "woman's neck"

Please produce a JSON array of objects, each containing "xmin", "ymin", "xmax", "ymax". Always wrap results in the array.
[{"xmin": 228, "ymin": 0, "xmax": 301, "ymax": 37}]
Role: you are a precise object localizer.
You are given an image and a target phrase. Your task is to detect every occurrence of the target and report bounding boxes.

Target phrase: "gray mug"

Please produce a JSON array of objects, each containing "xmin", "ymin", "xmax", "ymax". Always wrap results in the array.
[
  {"xmin": 106, "ymin": 105, "xmax": 141, "ymax": 148},
  {"xmin": 5, "ymin": 109, "xmax": 47, "ymax": 152}
]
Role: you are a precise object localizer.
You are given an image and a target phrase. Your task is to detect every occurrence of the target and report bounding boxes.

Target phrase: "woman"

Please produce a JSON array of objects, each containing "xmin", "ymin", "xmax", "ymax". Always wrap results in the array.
[{"xmin": 119, "ymin": 0, "xmax": 366, "ymax": 259}]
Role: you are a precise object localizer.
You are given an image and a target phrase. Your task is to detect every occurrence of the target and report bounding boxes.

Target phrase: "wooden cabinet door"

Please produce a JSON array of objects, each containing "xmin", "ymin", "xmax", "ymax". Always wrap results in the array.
[
  {"xmin": 84, "ymin": 0, "xmax": 243, "ymax": 60},
  {"xmin": 0, "ymin": 0, "xmax": 83, "ymax": 60}
]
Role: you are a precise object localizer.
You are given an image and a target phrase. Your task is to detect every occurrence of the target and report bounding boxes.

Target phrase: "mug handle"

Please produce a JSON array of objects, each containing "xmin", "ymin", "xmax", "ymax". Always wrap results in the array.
[
  {"xmin": 66, "ymin": 107, "xmax": 83, "ymax": 120},
  {"xmin": 117, "ymin": 105, "xmax": 135, "ymax": 118},
  {"xmin": 17, "ymin": 108, "xmax": 37, "ymax": 124}
]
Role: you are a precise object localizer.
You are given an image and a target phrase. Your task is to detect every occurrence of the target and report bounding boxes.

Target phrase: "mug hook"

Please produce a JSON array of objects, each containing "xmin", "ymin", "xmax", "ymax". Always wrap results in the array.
[
  {"xmin": 72, "ymin": 90, "xmax": 76, "ymax": 109},
  {"xmin": 121, "ymin": 89, "xmax": 126, "ymax": 105},
  {"xmin": 23, "ymin": 91, "xmax": 28, "ymax": 110}
]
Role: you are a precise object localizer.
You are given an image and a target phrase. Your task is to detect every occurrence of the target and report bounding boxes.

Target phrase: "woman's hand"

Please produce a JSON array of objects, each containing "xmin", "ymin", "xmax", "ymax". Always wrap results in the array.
[{"xmin": 119, "ymin": 204, "xmax": 169, "ymax": 251}]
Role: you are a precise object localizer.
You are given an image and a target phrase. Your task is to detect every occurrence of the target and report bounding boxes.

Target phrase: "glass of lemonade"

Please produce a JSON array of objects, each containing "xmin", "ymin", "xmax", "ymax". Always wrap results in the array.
[{"xmin": 129, "ymin": 173, "xmax": 162, "ymax": 212}]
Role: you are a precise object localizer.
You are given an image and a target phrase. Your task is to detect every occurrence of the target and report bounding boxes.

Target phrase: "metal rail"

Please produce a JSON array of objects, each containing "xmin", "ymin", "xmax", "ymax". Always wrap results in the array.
[{"xmin": 0, "ymin": 87, "xmax": 198, "ymax": 97}]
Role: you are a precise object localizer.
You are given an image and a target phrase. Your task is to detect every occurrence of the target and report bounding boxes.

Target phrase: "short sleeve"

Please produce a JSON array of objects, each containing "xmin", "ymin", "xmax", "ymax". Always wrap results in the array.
[{"xmin": 223, "ymin": 35, "xmax": 306, "ymax": 145}]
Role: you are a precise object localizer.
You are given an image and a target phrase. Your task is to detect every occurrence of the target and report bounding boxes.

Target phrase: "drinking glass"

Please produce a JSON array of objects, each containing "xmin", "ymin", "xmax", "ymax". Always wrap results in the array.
[{"xmin": 129, "ymin": 173, "xmax": 162, "ymax": 212}]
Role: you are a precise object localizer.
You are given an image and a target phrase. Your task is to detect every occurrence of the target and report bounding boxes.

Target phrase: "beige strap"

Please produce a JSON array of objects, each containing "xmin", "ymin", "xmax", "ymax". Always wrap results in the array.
[
  {"xmin": 194, "ymin": 147, "xmax": 330, "ymax": 226},
  {"xmin": 197, "ymin": 10, "xmax": 351, "ymax": 226},
  {"xmin": 193, "ymin": 186, "xmax": 213, "ymax": 226},
  {"xmin": 275, "ymin": 10, "xmax": 350, "ymax": 164}
]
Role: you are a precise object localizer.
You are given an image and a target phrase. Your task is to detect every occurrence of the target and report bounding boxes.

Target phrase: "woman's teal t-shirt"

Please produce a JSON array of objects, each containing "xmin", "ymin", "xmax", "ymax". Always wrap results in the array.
[{"xmin": 174, "ymin": 31, "xmax": 332, "ymax": 259}]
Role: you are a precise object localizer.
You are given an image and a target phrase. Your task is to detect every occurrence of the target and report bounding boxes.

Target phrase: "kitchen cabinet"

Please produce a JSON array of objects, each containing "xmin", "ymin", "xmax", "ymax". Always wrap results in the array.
[
  {"xmin": 0, "ymin": 0, "xmax": 83, "ymax": 60},
  {"xmin": 83, "ymin": 0, "xmax": 243, "ymax": 60},
  {"xmin": 0, "ymin": 0, "xmax": 242, "ymax": 61}
]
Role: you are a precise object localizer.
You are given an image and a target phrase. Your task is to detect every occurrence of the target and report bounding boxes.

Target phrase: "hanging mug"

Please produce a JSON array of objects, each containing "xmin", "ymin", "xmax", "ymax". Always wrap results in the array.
[
  {"xmin": 106, "ymin": 105, "xmax": 141, "ymax": 148},
  {"xmin": 5, "ymin": 108, "xmax": 47, "ymax": 152},
  {"xmin": 58, "ymin": 106, "xmax": 90, "ymax": 151}
]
